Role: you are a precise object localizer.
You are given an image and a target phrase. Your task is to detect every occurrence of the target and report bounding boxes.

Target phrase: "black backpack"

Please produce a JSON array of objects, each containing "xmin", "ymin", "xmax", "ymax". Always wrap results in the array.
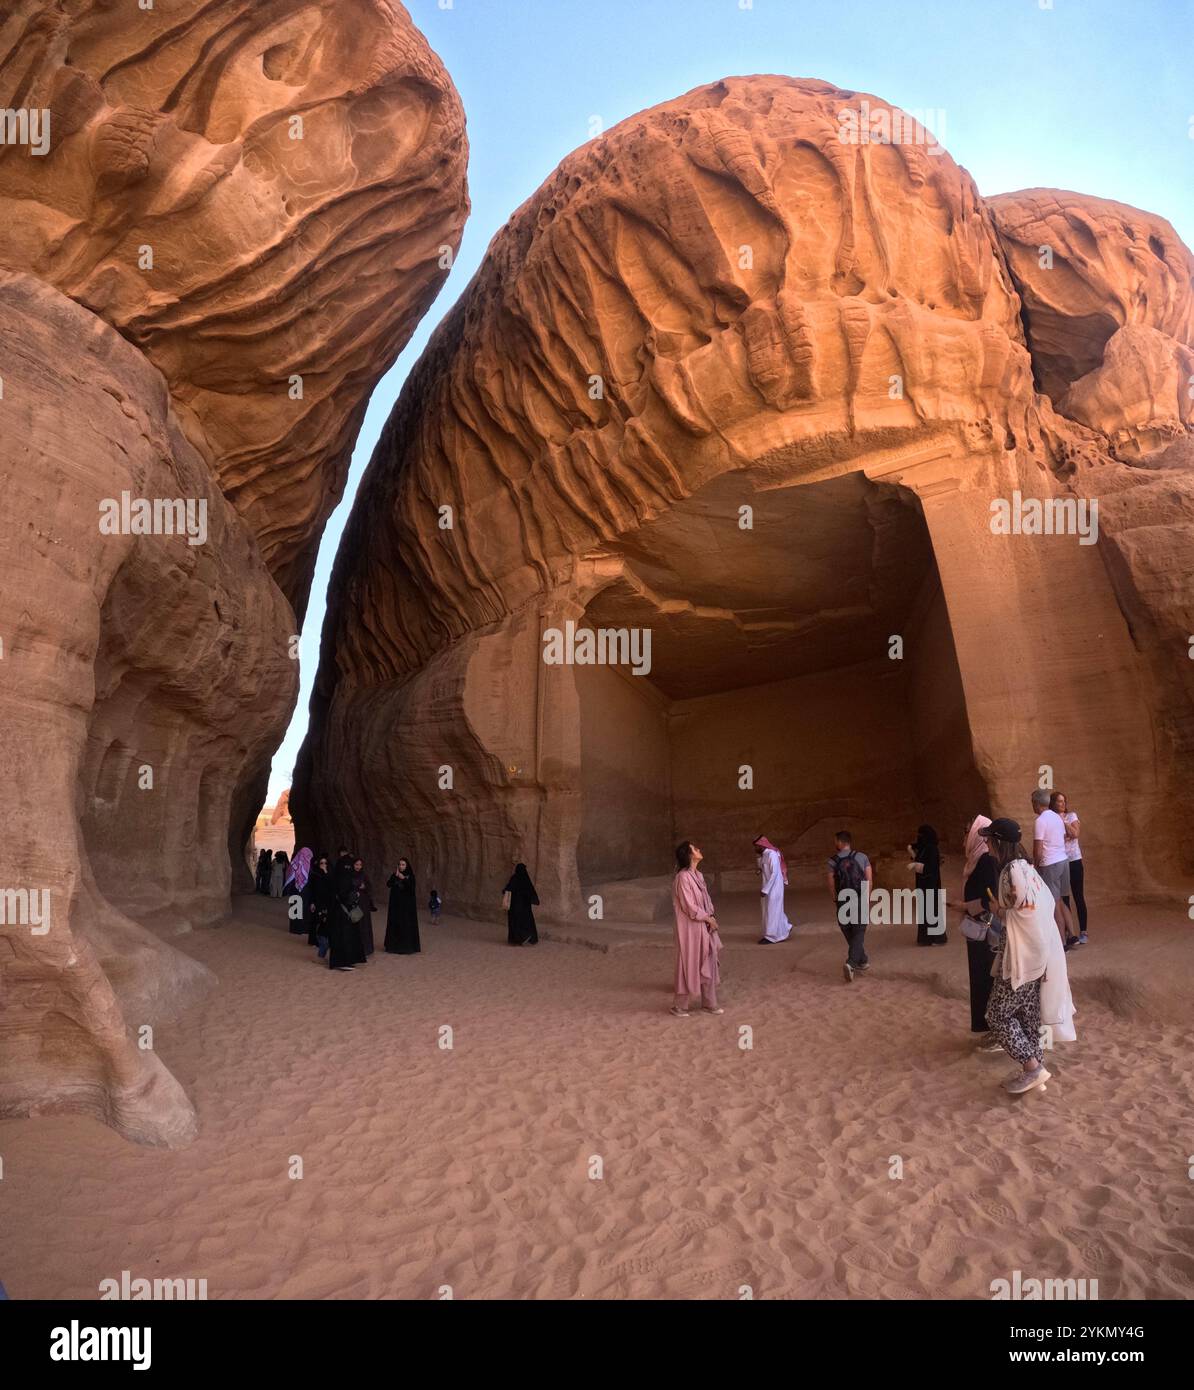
[{"xmin": 833, "ymin": 850, "xmax": 865, "ymax": 896}]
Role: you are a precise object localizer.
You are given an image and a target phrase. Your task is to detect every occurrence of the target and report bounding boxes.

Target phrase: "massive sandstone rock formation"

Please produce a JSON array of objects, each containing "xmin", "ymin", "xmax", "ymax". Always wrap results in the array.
[
  {"xmin": 987, "ymin": 191, "xmax": 1194, "ymax": 882},
  {"xmin": 295, "ymin": 76, "xmax": 1193, "ymax": 920},
  {"xmin": 0, "ymin": 2, "xmax": 467, "ymax": 1143}
]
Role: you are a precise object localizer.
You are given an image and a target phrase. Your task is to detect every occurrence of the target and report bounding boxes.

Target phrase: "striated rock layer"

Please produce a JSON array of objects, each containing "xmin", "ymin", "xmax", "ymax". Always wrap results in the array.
[
  {"xmin": 0, "ymin": 2, "xmax": 467, "ymax": 1144},
  {"xmin": 296, "ymin": 76, "xmax": 1193, "ymax": 920},
  {"xmin": 0, "ymin": 0, "xmax": 469, "ymax": 612}
]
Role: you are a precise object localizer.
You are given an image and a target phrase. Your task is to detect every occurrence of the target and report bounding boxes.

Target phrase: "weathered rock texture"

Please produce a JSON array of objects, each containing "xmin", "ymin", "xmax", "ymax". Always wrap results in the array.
[
  {"xmin": 0, "ymin": 0, "xmax": 468, "ymax": 612},
  {"xmin": 296, "ymin": 76, "xmax": 1193, "ymax": 916},
  {"xmin": 988, "ymin": 191, "xmax": 1194, "ymax": 876},
  {"xmin": 0, "ymin": 2, "xmax": 467, "ymax": 1144}
]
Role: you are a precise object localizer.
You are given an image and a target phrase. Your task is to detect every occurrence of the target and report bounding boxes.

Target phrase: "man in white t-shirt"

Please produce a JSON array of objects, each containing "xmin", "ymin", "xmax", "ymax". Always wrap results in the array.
[{"xmin": 1030, "ymin": 789, "xmax": 1076, "ymax": 946}]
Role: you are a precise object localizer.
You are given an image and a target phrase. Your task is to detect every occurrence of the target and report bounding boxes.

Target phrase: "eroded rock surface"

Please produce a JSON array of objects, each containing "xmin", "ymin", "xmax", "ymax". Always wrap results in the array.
[
  {"xmin": 0, "ymin": 2, "xmax": 467, "ymax": 1144},
  {"xmin": 990, "ymin": 192, "xmax": 1194, "ymax": 873},
  {"xmin": 0, "ymin": 271, "xmax": 291, "ymax": 1144},
  {"xmin": 296, "ymin": 76, "xmax": 1192, "ymax": 916},
  {"xmin": 0, "ymin": 0, "xmax": 469, "ymax": 611}
]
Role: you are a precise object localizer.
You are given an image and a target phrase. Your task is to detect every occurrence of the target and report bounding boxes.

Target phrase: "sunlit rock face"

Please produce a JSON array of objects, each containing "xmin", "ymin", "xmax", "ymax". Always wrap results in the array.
[
  {"xmin": 988, "ymin": 190, "xmax": 1194, "ymax": 426},
  {"xmin": 0, "ymin": 2, "xmax": 468, "ymax": 1144},
  {"xmin": 0, "ymin": 270, "xmax": 289, "ymax": 1146},
  {"xmin": 297, "ymin": 74, "xmax": 1191, "ymax": 919},
  {"xmin": 0, "ymin": 0, "xmax": 469, "ymax": 613},
  {"xmin": 990, "ymin": 191, "xmax": 1194, "ymax": 873}
]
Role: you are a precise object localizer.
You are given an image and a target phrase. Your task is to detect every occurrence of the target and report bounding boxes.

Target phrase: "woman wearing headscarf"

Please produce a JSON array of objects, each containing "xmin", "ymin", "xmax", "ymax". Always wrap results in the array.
[
  {"xmin": 385, "ymin": 858, "xmax": 421, "ymax": 955},
  {"xmin": 503, "ymin": 862, "xmax": 540, "ymax": 946},
  {"xmin": 981, "ymin": 817, "xmax": 1076, "ymax": 1094},
  {"xmin": 909, "ymin": 824, "xmax": 945, "ymax": 945},
  {"xmin": 284, "ymin": 847, "xmax": 313, "ymax": 934},
  {"xmin": 254, "ymin": 848, "xmax": 272, "ymax": 895},
  {"xmin": 307, "ymin": 854, "xmax": 335, "ymax": 956},
  {"xmin": 269, "ymin": 850, "xmax": 289, "ymax": 898},
  {"xmin": 960, "ymin": 815, "xmax": 1000, "ymax": 1040},
  {"xmin": 349, "ymin": 856, "xmax": 377, "ymax": 957},
  {"xmin": 327, "ymin": 855, "xmax": 368, "ymax": 972},
  {"xmin": 752, "ymin": 835, "xmax": 793, "ymax": 944},
  {"xmin": 671, "ymin": 841, "xmax": 722, "ymax": 1017}
]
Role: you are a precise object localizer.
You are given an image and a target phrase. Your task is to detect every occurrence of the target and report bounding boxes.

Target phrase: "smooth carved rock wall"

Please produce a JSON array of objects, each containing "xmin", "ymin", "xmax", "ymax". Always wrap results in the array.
[
  {"xmin": 0, "ymin": 271, "xmax": 292, "ymax": 1144},
  {"xmin": 0, "ymin": 0, "xmax": 469, "ymax": 613},
  {"xmin": 296, "ymin": 75, "xmax": 1192, "ymax": 917},
  {"xmin": 0, "ymin": 3, "xmax": 468, "ymax": 1144}
]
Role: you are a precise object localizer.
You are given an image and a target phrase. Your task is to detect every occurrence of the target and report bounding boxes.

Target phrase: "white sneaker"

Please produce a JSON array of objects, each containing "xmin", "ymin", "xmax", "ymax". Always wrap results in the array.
[
  {"xmin": 843, "ymin": 962, "xmax": 854, "ymax": 983},
  {"xmin": 1004, "ymin": 1066, "xmax": 1052, "ymax": 1094}
]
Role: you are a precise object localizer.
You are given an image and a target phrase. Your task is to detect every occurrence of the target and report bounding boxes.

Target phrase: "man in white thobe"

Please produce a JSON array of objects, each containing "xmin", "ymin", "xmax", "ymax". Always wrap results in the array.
[{"xmin": 753, "ymin": 835, "xmax": 793, "ymax": 944}]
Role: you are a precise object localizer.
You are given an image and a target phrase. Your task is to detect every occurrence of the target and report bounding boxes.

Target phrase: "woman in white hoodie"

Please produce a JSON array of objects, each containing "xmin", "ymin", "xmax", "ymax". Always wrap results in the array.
[{"xmin": 980, "ymin": 818, "xmax": 1076, "ymax": 1095}]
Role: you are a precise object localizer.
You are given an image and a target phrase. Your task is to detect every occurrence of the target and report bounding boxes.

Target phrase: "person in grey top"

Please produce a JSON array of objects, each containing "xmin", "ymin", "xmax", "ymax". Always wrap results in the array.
[{"xmin": 826, "ymin": 830, "xmax": 873, "ymax": 983}]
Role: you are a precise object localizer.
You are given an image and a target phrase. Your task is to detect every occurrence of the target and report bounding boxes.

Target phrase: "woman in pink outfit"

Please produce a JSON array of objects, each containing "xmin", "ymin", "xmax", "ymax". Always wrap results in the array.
[{"xmin": 671, "ymin": 841, "xmax": 723, "ymax": 1017}]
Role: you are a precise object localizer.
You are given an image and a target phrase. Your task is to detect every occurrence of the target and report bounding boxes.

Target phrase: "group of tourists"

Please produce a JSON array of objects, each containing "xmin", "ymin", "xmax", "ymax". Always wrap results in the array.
[
  {"xmin": 671, "ymin": 792, "xmax": 1087, "ymax": 1096},
  {"xmin": 254, "ymin": 848, "xmax": 291, "ymax": 898},
  {"xmin": 277, "ymin": 847, "xmax": 424, "ymax": 970},
  {"xmin": 262, "ymin": 845, "xmax": 544, "ymax": 967}
]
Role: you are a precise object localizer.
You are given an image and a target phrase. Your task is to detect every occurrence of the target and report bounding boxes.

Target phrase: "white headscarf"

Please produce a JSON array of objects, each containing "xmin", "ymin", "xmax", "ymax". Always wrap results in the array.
[{"xmin": 964, "ymin": 815, "xmax": 992, "ymax": 878}]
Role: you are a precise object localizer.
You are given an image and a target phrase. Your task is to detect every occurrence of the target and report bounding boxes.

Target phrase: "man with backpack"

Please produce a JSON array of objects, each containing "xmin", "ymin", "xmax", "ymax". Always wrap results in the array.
[{"xmin": 826, "ymin": 830, "xmax": 873, "ymax": 982}]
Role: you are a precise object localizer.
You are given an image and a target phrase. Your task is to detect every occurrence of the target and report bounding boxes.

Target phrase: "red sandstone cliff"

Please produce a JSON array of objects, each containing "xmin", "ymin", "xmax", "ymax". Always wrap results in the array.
[
  {"xmin": 0, "ymin": 0, "xmax": 468, "ymax": 1145},
  {"xmin": 295, "ymin": 77, "xmax": 1192, "ymax": 918}
]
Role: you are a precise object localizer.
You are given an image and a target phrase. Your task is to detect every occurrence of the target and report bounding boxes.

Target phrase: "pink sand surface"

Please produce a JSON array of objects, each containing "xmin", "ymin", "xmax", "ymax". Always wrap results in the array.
[{"xmin": 2, "ymin": 894, "xmax": 1191, "ymax": 1299}]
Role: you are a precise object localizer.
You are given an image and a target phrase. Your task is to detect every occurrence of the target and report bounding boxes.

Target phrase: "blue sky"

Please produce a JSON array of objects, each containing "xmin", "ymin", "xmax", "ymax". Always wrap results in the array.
[{"xmin": 267, "ymin": 0, "xmax": 1194, "ymax": 799}]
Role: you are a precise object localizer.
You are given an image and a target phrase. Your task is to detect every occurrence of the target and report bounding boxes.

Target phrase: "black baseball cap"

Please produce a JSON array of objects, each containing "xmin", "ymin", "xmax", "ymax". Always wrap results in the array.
[{"xmin": 980, "ymin": 817, "xmax": 1021, "ymax": 843}]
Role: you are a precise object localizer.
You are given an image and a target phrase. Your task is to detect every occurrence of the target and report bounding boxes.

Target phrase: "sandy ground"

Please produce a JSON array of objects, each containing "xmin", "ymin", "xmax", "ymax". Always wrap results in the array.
[
  {"xmin": 2, "ymin": 889, "xmax": 1192, "ymax": 1300},
  {"xmin": 251, "ymin": 824, "xmax": 295, "ymax": 857}
]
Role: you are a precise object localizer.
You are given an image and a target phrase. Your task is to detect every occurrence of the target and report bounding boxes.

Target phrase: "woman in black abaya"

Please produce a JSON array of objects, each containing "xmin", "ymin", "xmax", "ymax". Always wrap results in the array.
[
  {"xmin": 385, "ymin": 858, "xmax": 420, "ymax": 955},
  {"xmin": 327, "ymin": 856, "xmax": 367, "ymax": 971},
  {"xmin": 910, "ymin": 824, "xmax": 945, "ymax": 945},
  {"xmin": 255, "ymin": 848, "xmax": 272, "ymax": 895},
  {"xmin": 504, "ymin": 862, "xmax": 540, "ymax": 946},
  {"xmin": 306, "ymin": 855, "xmax": 335, "ymax": 954},
  {"xmin": 350, "ymin": 857, "xmax": 376, "ymax": 957}
]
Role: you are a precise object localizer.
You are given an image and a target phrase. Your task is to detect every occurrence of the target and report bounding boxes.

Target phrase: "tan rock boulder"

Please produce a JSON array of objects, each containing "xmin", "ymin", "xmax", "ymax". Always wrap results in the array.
[
  {"xmin": 296, "ymin": 76, "xmax": 1187, "ymax": 917},
  {"xmin": 988, "ymin": 190, "xmax": 1194, "ymax": 411}
]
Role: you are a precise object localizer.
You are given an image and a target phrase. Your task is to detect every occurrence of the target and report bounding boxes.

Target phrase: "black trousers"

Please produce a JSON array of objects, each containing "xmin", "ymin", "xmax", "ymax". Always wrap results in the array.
[
  {"xmin": 1062, "ymin": 858, "xmax": 1088, "ymax": 935},
  {"xmin": 966, "ymin": 936, "xmax": 995, "ymax": 1032},
  {"xmin": 837, "ymin": 900, "xmax": 868, "ymax": 967}
]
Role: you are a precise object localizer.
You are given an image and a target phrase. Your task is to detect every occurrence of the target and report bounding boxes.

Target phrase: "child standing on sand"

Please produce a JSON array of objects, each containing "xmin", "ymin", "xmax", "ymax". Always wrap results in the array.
[{"xmin": 429, "ymin": 888, "xmax": 442, "ymax": 925}]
